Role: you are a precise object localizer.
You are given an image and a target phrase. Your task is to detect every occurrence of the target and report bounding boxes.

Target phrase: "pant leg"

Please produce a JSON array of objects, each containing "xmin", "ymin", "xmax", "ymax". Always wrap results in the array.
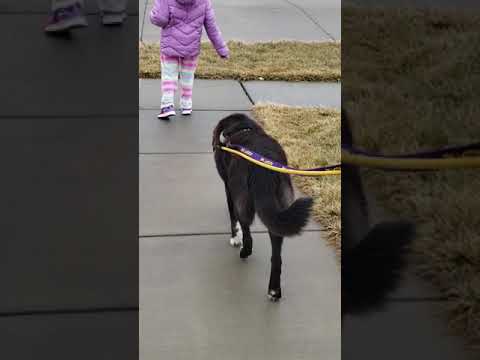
[
  {"xmin": 51, "ymin": 0, "xmax": 84, "ymax": 10},
  {"xmin": 161, "ymin": 55, "xmax": 180, "ymax": 108},
  {"xmin": 179, "ymin": 56, "xmax": 198, "ymax": 109},
  {"xmin": 97, "ymin": 0, "xmax": 128, "ymax": 12}
]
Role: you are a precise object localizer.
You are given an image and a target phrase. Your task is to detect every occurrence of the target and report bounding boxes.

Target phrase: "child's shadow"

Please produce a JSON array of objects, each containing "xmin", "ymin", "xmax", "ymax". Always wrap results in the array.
[{"xmin": 45, "ymin": 31, "xmax": 75, "ymax": 40}]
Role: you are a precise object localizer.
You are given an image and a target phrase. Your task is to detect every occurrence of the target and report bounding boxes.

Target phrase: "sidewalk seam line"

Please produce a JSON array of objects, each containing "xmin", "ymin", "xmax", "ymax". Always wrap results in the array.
[
  {"xmin": 0, "ymin": 306, "xmax": 138, "ymax": 318},
  {"xmin": 0, "ymin": 114, "xmax": 137, "ymax": 119},
  {"xmin": 139, "ymin": 107, "xmax": 251, "ymax": 112},
  {"xmin": 139, "ymin": 229, "xmax": 324, "ymax": 238},
  {"xmin": 239, "ymin": 81, "xmax": 255, "ymax": 105},
  {"xmin": 282, "ymin": 0, "xmax": 336, "ymax": 41},
  {"xmin": 0, "ymin": 11, "xmax": 139, "ymax": 15},
  {"xmin": 140, "ymin": 0, "xmax": 148, "ymax": 42},
  {"xmin": 139, "ymin": 153, "xmax": 211, "ymax": 156},
  {"xmin": 139, "ymin": 152, "xmax": 212, "ymax": 155}
]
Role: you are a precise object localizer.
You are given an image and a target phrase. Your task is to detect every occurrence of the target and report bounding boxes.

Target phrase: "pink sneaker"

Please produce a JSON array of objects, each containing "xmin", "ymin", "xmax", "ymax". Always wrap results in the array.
[
  {"xmin": 44, "ymin": 2, "xmax": 88, "ymax": 33},
  {"xmin": 181, "ymin": 108, "xmax": 192, "ymax": 116},
  {"xmin": 157, "ymin": 105, "xmax": 176, "ymax": 119}
]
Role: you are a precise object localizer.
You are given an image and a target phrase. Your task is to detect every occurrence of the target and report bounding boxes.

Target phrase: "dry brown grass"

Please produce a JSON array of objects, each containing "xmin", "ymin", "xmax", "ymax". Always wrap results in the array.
[
  {"xmin": 252, "ymin": 104, "xmax": 341, "ymax": 256},
  {"xmin": 139, "ymin": 41, "xmax": 340, "ymax": 81},
  {"xmin": 344, "ymin": 6, "xmax": 480, "ymax": 346}
]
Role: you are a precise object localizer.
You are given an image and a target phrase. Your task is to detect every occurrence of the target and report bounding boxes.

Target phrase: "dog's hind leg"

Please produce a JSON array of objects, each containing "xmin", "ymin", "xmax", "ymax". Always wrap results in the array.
[
  {"xmin": 224, "ymin": 184, "xmax": 242, "ymax": 247},
  {"xmin": 239, "ymin": 222, "xmax": 253, "ymax": 259},
  {"xmin": 268, "ymin": 232, "xmax": 283, "ymax": 301},
  {"xmin": 233, "ymin": 193, "xmax": 254, "ymax": 259},
  {"xmin": 228, "ymin": 173, "xmax": 254, "ymax": 257}
]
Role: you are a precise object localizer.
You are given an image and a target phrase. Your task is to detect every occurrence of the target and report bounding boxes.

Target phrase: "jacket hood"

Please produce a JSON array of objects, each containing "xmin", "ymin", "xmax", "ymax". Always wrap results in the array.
[{"xmin": 176, "ymin": 0, "xmax": 195, "ymax": 5}]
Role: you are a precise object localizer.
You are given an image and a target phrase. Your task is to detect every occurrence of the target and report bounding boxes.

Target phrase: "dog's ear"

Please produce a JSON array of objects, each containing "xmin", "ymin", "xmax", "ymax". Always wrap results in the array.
[{"xmin": 212, "ymin": 122, "xmax": 222, "ymax": 150}]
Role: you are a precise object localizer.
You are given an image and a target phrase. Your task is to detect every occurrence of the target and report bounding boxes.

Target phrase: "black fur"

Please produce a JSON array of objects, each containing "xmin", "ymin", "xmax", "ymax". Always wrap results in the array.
[
  {"xmin": 213, "ymin": 113, "xmax": 313, "ymax": 301},
  {"xmin": 342, "ymin": 221, "xmax": 414, "ymax": 314},
  {"xmin": 342, "ymin": 108, "xmax": 415, "ymax": 315}
]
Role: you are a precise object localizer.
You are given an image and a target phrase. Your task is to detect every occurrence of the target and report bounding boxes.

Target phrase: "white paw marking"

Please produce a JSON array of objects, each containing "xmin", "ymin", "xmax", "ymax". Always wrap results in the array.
[
  {"xmin": 229, "ymin": 235, "xmax": 242, "ymax": 247},
  {"xmin": 229, "ymin": 222, "xmax": 243, "ymax": 247}
]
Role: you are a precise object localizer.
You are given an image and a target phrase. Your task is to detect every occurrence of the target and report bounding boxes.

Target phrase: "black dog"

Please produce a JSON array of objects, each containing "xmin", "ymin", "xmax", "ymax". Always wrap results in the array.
[
  {"xmin": 341, "ymin": 108, "xmax": 415, "ymax": 315},
  {"xmin": 212, "ymin": 113, "xmax": 313, "ymax": 301}
]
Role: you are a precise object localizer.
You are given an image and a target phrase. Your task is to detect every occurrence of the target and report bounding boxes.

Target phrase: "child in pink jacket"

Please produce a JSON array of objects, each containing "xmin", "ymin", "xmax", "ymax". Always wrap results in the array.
[{"xmin": 150, "ymin": 0, "xmax": 229, "ymax": 118}]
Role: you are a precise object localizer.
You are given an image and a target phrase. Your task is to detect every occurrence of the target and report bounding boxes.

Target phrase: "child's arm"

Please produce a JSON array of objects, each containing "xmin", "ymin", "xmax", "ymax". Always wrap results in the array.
[
  {"xmin": 204, "ymin": 0, "xmax": 229, "ymax": 58},
  {"xmin": 150, "ymin": 0, "xmax": 170, "ymax": 28}
]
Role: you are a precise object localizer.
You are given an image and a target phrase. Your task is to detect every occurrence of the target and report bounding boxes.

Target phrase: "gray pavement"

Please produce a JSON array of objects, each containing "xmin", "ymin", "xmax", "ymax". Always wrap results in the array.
[
  {"xmin": 140, "ymin": 79, "xmax": 252, "ymax": 110},
  {"xmin": 139, "ymin": 109, "xmax": 249, "ymax": 153},
  {"xmin": 343, "ymin": 302, "xmax": 478, "ymax": 360},
  {"xmin": 0, "ymin": 0, "xmax": 139, "ymax": 13},
  {"xmin": 141, "ymin": 233, "xmax": 340, "ymax": 360},
  {"xmin": 139, "ymin": 76, "xmax": 341, "ymax": 359},
  {"xmin": 1, "ymin": 118, "xmax": 137, "ymax": 313},
  {"xmin": 244, "ymin": 81, "xmax": 341, "ymax": 108},
  {"xmin": 140, "ymin": 78, "xmax": 342, "ymax": 110},
  {"xmin": 1, "ymin": 3, "xmax": 138, "ymax": 358},
  {"xmin": 0, "ymin": 312, "xmax": 137, "ymax": 359},
  {"xmin": 140, "ymin": 0, "xmax": 340, "ymax": 42},
  {"xmin": 1, "ymin": 14, "xmax": 137, "ymax": 117},
  {"xmin": 139, "ymin": 152, "xmax": 321, "ymax": 236}
]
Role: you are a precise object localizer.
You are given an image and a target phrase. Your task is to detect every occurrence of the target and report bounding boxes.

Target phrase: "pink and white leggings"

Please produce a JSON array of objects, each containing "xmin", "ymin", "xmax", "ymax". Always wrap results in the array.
[{"xmin": 161, "ymin": 54, "xmax": 199, "ymax": 109}]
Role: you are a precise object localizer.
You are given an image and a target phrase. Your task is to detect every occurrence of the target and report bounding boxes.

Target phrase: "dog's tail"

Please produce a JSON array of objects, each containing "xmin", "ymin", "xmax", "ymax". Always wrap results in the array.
[
  {"xmin": 257, "ymin": 196, "xmax": 313, "ymax": 237},
  {"xmin": 342, "ymin": 221, "xmax": 414, "ymax": 314},
  {"xmin": 253, "ymin": 171, "xmax": 313, "ymax": 237}
]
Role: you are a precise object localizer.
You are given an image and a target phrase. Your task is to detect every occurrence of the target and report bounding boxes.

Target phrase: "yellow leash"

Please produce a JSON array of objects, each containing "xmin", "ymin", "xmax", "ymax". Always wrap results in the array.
[
  {"xmin": 342, "ymin": 149, "xmax": 480, "ymax": 170},
  {"xmin": 220, "ymin": 145, "xmax": 480, "ymax": 176},
  {"xmin": 220, "ymin": 146, "xmax": 341, "ymax": 176}
]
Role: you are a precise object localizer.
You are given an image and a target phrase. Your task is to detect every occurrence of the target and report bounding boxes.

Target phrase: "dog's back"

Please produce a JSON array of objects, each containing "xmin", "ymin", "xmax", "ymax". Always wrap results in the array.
[
  {"xmin": 213, "ymin": 113, "xmax": 313, "ymax": 237},
  {"xmin": 342, "ymin": 109, "xmax": 414, "ymax": 315}
]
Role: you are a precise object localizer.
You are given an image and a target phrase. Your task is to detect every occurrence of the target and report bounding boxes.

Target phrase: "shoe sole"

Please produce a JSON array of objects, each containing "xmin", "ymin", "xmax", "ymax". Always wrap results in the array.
[
  {"xmin": 102, "ymin": 13, "xmax": 127, "ymax": 25},
  {"xmin": 182, "ymin": 110, "xmax": 192, "ymax": 116},
  {"xmin": 157, "ymin": 110, "xmax": 176, "ymax": 119},
  {"xmin": 45, "ymin": 17, "xmax": 88, "ymax": 32}
]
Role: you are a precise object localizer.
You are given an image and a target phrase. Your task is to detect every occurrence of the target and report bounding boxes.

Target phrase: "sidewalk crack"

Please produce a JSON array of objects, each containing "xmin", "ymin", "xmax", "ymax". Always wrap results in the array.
[
  {"xmin": 140, "ymin": 0, "xmax": 149, "ymax": 42},
  {"xmin": 239, "ymin": 81, "xmax": 255, "ymax": 105},
  {"xmin": 282, "ymin": 0, "xmax": 336, "ymax": 41},
  {"xmin": 0, "ymin": 306, "xmax": 138, "ymax": 318}
]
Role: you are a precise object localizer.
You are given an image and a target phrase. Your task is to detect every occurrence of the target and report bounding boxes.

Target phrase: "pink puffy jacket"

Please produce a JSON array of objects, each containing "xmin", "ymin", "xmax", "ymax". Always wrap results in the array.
[{"xmin": 150, "ymin": 0, "xmax": 229, "ymax": 58}]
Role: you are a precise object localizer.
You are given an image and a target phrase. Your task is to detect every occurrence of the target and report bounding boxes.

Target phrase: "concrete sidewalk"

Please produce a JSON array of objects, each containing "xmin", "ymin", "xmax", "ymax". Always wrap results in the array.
[
  {"xmin": 0, "ymin": 3, "xmax": 138, "ymax": 359},
  {"xmin": 141, "ymin": 233, "xmax": 339, "ymax": 360},
  {"xmin": 140, "ymin": 0, "xmax": 340, "ymax": 42},
  {"xmin": 140, "ymin": 79, "xmax": 341, "ymax": 110},
  {"xmin": 139, "ymin": 77, "xmax": 341, "ymax": 359}
]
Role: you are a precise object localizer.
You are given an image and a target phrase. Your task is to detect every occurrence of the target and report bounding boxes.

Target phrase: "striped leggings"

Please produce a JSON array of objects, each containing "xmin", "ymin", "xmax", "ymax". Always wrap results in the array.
[{"xmin": 161, "ymin": 54, "xmax": 198, "ymax": 109}]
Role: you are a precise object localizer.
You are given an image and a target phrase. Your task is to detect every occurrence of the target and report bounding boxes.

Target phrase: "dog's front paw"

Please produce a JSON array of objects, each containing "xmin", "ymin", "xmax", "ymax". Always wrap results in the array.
[
  {"xmin": 229, "ymin": 234, "xmax": 242, "ymax": 247},
  {"xmin": 267, "ymin": 288, "xmax": 282, "ymax": 302},
  {"xmin": 229, "ymin": 222, "xmax": 243, "ymax": 247},
  {"xmin": 239, "ymin": 246, "xmax": 252, "ymax": 259}
]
